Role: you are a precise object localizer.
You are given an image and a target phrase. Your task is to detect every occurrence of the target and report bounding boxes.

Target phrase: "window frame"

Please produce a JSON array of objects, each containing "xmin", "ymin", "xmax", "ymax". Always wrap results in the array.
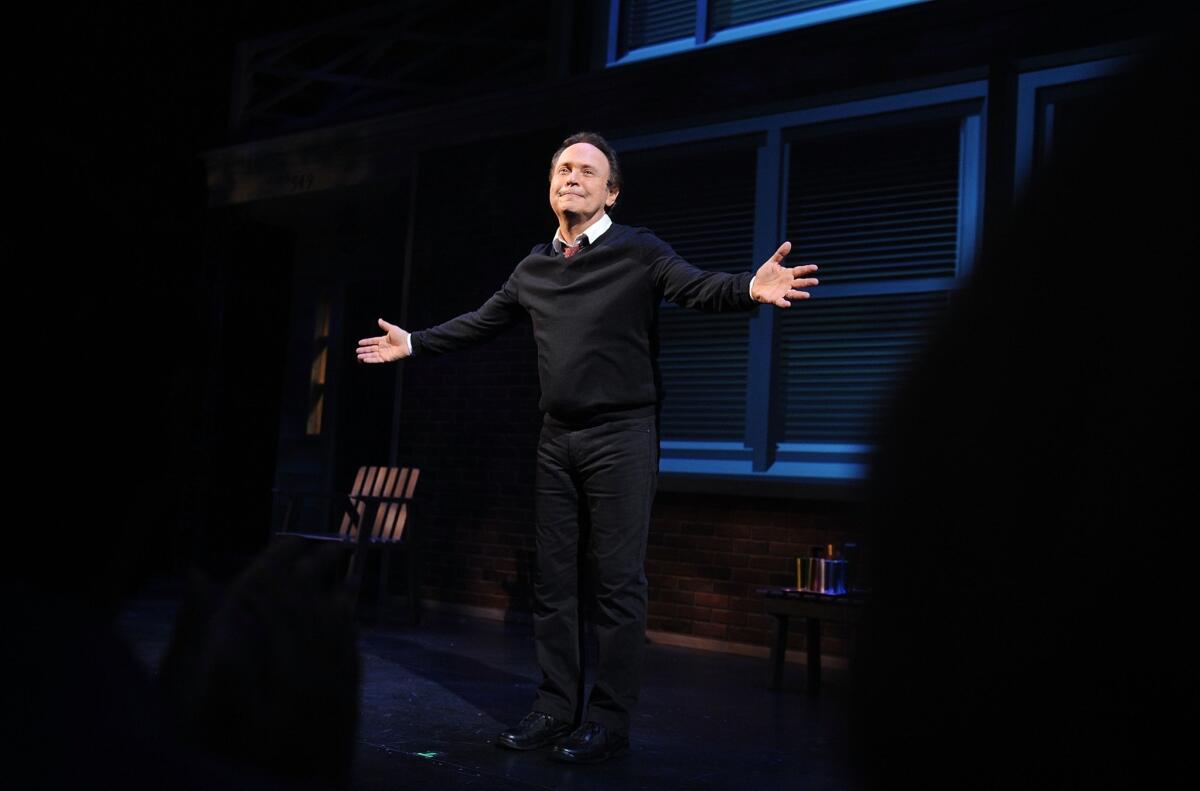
[
  {"xmin": 610, "ymin": 79, "xmax": 988, "ymax": 487},
  {"xmin": 1013, "ymin": 56, "xmax": 1131, "ymax": 198},
  {"xmin": 607, "ymin": 0, "xmax": 932, "ymax": 66}
]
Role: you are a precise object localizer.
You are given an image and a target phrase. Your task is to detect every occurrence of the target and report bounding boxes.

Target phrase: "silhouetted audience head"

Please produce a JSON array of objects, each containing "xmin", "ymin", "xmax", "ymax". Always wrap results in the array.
[
  {"xmin": 853, "ymin": 37, "xmax": 1192, "ymax": 789},
  {"xmin": 161, "ymin": 539, "xmax": 361, "ymax": 785},
  {"xmin": 10, "ymin": 179, "xmax": 361, "ymax": 790}
]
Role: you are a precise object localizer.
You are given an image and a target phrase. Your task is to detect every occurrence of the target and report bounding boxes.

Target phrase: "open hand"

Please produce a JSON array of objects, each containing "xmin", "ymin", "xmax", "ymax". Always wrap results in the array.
[
  {"xmin": 356, "ymin": 318, "xmax": 410, "ymax": 363},
  {"xmin": 751, "ymin": 241, "xmax": 819, "ymax": 308}
]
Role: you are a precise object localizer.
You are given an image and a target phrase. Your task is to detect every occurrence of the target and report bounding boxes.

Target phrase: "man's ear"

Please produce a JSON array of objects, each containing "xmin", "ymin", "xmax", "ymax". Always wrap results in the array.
[{"xmin": 606, "ymin": 188, "xmax": 619, "ymax": 209}]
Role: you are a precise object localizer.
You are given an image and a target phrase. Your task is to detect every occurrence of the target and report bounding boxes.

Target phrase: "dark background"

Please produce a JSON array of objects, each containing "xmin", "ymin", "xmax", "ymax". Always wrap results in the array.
[{"xmin": 16, "ymin": 0, "xmax": 1188, "ymax": 635}]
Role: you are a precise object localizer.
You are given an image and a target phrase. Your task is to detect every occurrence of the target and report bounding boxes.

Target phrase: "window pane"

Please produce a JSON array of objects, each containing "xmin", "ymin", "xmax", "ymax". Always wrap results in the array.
[
  {"xmin": 779, "ymin": 291, "xmax": 949, "ymax": 443},
  {"xmin": 619, "ymin": 143, "xmax": 757, "ymax": 441},
  {"xmin": 1035, "ymin": 78, "xmax": 1119, "ymax": 173},
  {"xmin": 711, "ymin": 0, "xmax": 845, "ymax": 31},
  {"xmin": 658, "ymin": 310, "xmax": 751, "ymax": 439},
  {"xmin": 788, "ymin": 120, "xmax": 960, "ymax": 284},
  {"xmin": 620, "ymin": 0, "xmax": 696, "ymax": 53},
  {"xmin": 780, "ymin": 118, "xmax": 961, "ymax": 443}
]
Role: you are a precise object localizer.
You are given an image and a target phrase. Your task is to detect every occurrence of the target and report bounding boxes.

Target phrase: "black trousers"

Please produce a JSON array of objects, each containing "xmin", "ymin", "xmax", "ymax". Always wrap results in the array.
[{"xmin": 530, "ymin": 414, "xmax": 658, "ymax": 735}]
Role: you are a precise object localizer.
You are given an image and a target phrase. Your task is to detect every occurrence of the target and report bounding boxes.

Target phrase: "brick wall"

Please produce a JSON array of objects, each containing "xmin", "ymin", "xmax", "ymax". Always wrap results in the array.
[
  {"xmin": 646, "ymin": 493, "xmax": 860, "ymax": 654},
  {"xmin": 396, "ymin": 453, "xmax": 862, "ymax": 656}
]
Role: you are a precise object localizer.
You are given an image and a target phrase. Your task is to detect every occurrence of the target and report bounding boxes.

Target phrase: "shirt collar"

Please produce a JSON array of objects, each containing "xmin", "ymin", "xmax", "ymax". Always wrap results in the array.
[{"xmin": 552, "ymin": 212, "xmax": 612, "ymax": 254}]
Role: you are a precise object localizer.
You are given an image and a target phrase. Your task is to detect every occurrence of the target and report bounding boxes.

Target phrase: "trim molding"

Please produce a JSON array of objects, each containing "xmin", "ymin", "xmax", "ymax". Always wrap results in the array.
[{"xmin": 421, "ymin": 599, "xmax": 849, "ymax": 671}]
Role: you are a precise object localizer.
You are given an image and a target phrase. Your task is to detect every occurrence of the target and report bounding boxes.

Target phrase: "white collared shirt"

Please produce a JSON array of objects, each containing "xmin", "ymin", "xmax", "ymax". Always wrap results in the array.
[{"xmin": 552, "ymin": 211, "xmax": 613, "ymax": 254}]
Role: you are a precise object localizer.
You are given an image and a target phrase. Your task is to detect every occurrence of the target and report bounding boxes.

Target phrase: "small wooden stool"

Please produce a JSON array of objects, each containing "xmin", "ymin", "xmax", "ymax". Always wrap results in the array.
[{"xmin": 760, "ymin": 588, "xmax": 866, "ymax": 695}]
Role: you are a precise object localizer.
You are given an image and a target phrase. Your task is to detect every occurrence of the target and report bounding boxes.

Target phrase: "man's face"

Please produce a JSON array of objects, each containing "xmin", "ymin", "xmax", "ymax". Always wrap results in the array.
[{"xmin": 549, "ymin": 142, "xmax": 619, "ymax": 223}]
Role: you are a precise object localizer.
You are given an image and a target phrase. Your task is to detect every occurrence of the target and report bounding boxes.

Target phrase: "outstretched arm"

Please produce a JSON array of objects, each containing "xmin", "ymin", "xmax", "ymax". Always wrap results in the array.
[
  {"xmin": 750, "ymin": 241, "xmax": 819, "ymax": 308},
  {"xmin": 356, "ymin": 276, "xmax": 523, "ymax": 364},
  {"xmin": 357, "ymin": 319, "xmax": 410, "ymax": 364},
  {"xmin": 653, "ymin": 233, "xmax": 818, "ymax": 311}
]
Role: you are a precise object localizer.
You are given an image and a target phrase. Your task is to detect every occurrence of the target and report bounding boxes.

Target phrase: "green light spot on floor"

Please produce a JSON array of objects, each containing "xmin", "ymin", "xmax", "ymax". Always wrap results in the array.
[{"xmin": 416, "ymin": 751, "xmax": 438, "ymax": 759}]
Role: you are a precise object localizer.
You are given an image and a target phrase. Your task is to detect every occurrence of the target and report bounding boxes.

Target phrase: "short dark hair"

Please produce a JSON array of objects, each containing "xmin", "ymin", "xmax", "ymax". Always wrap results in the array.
[{"xmin": 549, "ymin": 131, "xmax": 622, "ymax": 193}]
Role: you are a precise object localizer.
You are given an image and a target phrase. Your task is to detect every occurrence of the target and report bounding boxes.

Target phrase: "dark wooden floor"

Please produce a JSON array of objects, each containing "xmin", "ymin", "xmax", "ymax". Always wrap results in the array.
[{"xmin": 119, "ymin": 595, "xmax": 854, "ymax": 790}]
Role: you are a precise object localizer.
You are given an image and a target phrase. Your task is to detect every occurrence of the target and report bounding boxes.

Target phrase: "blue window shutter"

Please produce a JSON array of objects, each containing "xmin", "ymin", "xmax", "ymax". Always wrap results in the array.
[
  {"xmin": 787, "ymin": 120, "xmax": 960, "ymax": 284},
  {"xmin": 658, "ymin": 310, "xmax": 752, "ymax": 439},
  {"xmin": 619, "ymin": 143, "xmax": 757, "ymax": 441},
  {"xmin": 779, "ymin": 119, "xmax": 959, "ymax": 443},
  {"xmin": 779, "ymin": 291, "xmax": 949, "ymax": 442},
  {"xmin": 710, "ymin": 0, "xmax": 845, "ymax": 31},
  {"xmin": 620, "ymin": 0, "xmax": 697, "ymax": 53}
]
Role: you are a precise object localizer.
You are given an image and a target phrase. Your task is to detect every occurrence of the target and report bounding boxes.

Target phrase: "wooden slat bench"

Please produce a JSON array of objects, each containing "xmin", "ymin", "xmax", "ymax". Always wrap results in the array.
[{"xmin": 274, "ymin": 466, "xmax": 422, "ymax": 622}]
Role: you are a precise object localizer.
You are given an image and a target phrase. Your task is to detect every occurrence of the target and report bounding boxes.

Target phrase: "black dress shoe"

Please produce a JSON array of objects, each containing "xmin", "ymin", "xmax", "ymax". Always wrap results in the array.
[
  {"xmin": 550, "ymin": 722, "xmax": 629, "ymax": 764},
  {"xmin": 496, "ymin": 712, "xmax": 574, "ymax": 751}
]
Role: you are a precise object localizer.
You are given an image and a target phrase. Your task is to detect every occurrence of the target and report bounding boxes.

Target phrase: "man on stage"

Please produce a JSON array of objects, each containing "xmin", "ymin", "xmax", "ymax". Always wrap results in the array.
[{"xmin": 357, "ymin": 131, "xmax": 818, "ymax": 763}]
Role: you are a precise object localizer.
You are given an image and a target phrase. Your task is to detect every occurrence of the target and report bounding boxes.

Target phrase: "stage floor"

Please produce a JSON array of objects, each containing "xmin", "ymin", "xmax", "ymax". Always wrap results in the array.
[{"xmin": 119, "ymin": 596, "xmax": 853, "ymax": 790}]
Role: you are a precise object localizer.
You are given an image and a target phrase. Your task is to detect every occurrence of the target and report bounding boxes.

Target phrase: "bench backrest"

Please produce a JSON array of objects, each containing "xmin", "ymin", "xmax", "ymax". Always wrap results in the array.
[{"xmin": 339, "ymin": 466, "xmax": 420, "ymax": 543}]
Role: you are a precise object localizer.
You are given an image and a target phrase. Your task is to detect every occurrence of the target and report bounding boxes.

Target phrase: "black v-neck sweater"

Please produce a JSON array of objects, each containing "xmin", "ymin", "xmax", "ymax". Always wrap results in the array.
[{"xmin": 411, "ymin": 223, "xmax": 756, "ymax": 426}]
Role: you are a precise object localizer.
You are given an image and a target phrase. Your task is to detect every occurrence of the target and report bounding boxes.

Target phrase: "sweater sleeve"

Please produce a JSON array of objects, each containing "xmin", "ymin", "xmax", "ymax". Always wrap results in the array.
[
  {"xmin": 645, "ymin": 231, "xmax": 756, "ymax": 312},
  {"xmin": 410, "ymin": 275, "xmax": 524, "ymax": 355}
]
